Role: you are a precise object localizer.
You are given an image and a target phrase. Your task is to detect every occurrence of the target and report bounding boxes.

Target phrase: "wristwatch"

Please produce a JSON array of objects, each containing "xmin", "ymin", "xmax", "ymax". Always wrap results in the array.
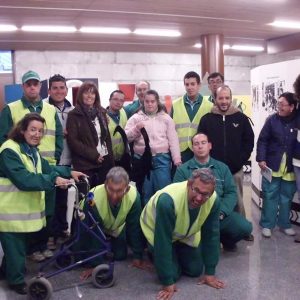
[{"xmin": 219, "ymin": 213, "xmax": 225, "ymax": 221}]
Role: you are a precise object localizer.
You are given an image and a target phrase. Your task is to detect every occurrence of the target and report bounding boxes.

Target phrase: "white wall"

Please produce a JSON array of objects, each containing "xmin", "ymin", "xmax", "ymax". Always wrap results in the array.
[
  {"xmin": 14, "ymin": 51, "xmax": 252, "ymax": 99},
  {"xmin": 252, "ymin": 49, "xmax": 300, "ymax": 68}
]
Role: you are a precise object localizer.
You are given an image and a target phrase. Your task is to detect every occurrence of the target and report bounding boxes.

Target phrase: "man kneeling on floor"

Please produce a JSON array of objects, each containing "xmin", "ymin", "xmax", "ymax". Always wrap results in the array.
[
  {"xmin": 79, "ymin": 167, "xmax": 149, "ymax": 279},
  {"xmin": 174, "ymin": 133, "xmax": 253, "ymax": 252},
  {"xmin": 140, "ymin": 168, "xmax": 225, "ymax": 300}
]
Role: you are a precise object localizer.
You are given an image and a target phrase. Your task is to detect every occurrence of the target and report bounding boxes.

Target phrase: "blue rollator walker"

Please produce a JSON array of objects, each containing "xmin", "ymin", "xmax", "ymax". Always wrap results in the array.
[{"xmin": 27, "ymin": 177, "xmax": 115, "ymax": 300}]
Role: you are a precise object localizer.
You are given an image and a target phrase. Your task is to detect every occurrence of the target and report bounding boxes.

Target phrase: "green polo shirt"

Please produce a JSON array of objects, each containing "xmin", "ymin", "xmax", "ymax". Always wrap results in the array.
[
  {"xmin": 123, "ymin": 99, "xmax": 141, "ymax": 118},
  {"xmin": 173, "ymin": 156, "xmax": 237, "ymax": 217}
]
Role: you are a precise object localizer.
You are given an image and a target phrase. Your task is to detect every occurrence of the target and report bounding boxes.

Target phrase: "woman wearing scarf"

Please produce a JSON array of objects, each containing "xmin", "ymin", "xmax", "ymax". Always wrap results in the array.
[
  {"xmin": 125, "ymin": 89, "xmax": 181, "ymax": 205},
  {"xmin": 257, "ymin": 92, "xmax": 297, "ymax": 238},
  {"xmin": 67, "ymin": 82, "xmax": 114, "ymax": 187}
]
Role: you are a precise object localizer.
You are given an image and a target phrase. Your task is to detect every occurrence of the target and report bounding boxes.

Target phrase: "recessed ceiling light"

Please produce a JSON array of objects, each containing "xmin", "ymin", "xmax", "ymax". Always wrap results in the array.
[
  {"xmin": 21, "ymin": 25, "xmax": 77, "ymax": 33},
  {"xmin": 270, "ymin": 20, "xmax": 300, "ymax": 29},
  {"xmin": 194, "ymin": 43, "xmax": 202, "ymax": 48},
  {"xmin": 80, "ymin": 27, "xmax": 131, "ymax": 34},
  {"xmin": 231, "ymin": 45, "xmax": 264, "ymax": 51},
  {"xmin": 0, "ymin": 24, "xmax": 18, "ymax": 32},
  {"xmin": 134, "ymin": 29, "xmax": 181, "ymax": 37}
]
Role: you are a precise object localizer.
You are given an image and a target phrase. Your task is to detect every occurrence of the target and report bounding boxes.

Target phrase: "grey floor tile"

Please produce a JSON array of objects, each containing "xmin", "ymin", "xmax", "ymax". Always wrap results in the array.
[{"xmin": 1, "ymin": 193, "xmax": 300, "ymax": 300}]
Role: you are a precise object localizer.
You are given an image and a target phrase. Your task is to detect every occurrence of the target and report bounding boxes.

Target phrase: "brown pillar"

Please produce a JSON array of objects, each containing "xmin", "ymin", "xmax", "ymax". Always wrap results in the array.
[{"xmin": 201, "ymin": 34, "xmax": 224, "ymax": 78}]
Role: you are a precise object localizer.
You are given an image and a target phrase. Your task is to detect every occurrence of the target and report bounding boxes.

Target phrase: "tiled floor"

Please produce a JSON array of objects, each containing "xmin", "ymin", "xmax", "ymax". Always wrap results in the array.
[{"xmin": 1, "ymin": 185, "xmax": 300, "ymax": 300}]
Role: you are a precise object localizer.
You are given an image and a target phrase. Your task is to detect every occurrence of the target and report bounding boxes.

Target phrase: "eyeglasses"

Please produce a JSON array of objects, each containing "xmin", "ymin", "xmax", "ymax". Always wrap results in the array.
[
  {"xmin": 190, "ymin": 186, "xmax": 211, "ymax": 200},
  {"xmin": 277, "ymin": 102, "xmax": 290, "ymax": 107},
  {"xmin": 208, "ymin": 79, "xmax": 223, "ymax": 85}
]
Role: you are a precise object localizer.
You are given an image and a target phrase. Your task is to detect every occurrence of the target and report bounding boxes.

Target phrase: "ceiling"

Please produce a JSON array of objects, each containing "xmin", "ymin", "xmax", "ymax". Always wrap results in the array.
[{"xmin": 0, "ymin": 0, "xmax": 300, "ymax": 56}]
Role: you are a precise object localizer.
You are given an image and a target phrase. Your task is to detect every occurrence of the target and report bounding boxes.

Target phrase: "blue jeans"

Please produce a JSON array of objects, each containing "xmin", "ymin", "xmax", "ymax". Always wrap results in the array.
[
  {"xmin": 260, "ymin": 176, "xmax": 296, "ymax": 229},
  {"xmin": 143, "ymin": 153, "xmax": 172, "ymax": 205}
]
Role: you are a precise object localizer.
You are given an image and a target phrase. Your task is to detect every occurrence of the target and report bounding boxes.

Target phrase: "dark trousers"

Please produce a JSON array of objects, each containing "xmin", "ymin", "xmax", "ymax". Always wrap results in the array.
[
  {"xmin": 28, "ymin": 189, "xmax": 55, "ymax": 254},
  {"xmin": 52, "ymin": 187, "xmax": 69, "ymax": 237},
  {"xmin": 84, "ymin": 156, "xmax": 114, "ymax": 189},
  {"xmin": 28, "ymin": 217, "xmax": 51, "ymax": 254}
]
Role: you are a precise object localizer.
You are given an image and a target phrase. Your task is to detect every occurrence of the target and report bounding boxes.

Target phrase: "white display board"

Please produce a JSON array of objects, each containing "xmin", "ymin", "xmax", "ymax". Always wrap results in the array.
[{"xmin": 251, "ymin": 59, "xmax": 300, "ymax": 224}]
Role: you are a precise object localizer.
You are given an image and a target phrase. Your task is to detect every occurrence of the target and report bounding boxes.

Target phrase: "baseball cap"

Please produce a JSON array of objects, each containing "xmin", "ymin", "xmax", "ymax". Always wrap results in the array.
[{"xmin": 22, "ymin": 70, "xmax": 41, "ymax": 84}]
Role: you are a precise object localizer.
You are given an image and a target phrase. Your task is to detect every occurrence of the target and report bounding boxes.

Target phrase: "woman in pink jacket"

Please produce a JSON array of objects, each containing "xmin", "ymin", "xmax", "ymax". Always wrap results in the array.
[{"xmin": 125, "ymin": 90, "xmax": 181, "ymax": 204}]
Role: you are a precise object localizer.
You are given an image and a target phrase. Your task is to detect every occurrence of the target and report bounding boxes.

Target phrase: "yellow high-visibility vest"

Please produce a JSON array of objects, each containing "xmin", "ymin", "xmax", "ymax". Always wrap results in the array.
[
  {"xmin": 108, "ymin": 108, "xmax": 128, "ymax": 161},
  {"xmin": 93, "ymin": 184, "xmax": 137, "ymax": 237},
  {"xmin": 0, "ymin": 139, "xmax": 46, "ymax": 232},
  {"xmin": 140, "ymin": 181, "xmax": 216, "ymax": 247},
  {"xmin": 9, "ymin": 100, "xmax": 57, "ymax": 164},
  {"xmin": 172, "ymin": 97, "xmax": 212, "ymax": 152}
]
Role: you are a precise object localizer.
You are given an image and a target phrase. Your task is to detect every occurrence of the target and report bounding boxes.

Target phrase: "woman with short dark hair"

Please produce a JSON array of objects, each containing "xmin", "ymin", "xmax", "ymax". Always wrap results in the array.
[
  {"xmin": 257, "ymin": 92, "xmax": 297, "ymax": 238},
  {"xmin": 0, "ymin": 113, "xmax": 84, "ymax": 295}
]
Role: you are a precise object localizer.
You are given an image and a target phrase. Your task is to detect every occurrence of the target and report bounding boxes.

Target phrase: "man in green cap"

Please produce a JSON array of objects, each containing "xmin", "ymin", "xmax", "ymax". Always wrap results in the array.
[
  {"xmin": 0, "ymin": 70, "xmax": 63, "ymax": 261},
  {"xmin": 0, "ymin": 70, "xmax": 63, "ymax": 161}
]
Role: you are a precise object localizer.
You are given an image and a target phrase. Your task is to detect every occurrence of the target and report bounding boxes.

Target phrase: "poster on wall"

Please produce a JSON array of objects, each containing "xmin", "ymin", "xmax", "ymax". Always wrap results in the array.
[{"xmin": 251, "ymin": 59, "xmax": 300, "ymax": 224}]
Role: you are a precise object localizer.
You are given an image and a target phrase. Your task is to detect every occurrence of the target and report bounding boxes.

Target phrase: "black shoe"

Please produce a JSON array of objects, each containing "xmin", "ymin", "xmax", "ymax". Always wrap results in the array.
[
  {"xmin": 244, "ymin": 234, "xmax": 254, "ymax": 241},
  {"xmin": 222, "ymin": 244, "xmax": 237, "ymax": 252},
  {"xmin": 0, "ymin": 269, "xmax": 5, "ymax": 280},
  {"xmin": 9, "ymin": 283, "xmax": 27, "ymax": 295},
  {"xmin": 294, "ymin": 234, "xmax": 300, "ymax": 243}
]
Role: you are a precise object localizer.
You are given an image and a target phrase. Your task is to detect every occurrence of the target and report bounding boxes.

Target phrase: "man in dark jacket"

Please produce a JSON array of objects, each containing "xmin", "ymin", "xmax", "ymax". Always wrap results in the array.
[{"xmin": 198, "ymin": 85, "xmax": 254, "ymax": 222}]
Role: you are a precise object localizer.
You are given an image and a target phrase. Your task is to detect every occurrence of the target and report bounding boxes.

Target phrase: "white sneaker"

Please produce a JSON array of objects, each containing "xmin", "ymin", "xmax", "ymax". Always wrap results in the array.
[
  {"xmin": 42, "ymin": 249, "xmax": 54, "ymax": 258},
  {"xmin": 47, "ymin": 237, "xmax": 56, "ymax": 250},
  {"xmin": 28, "ymin": 251, "xmax": 45, "ymax": 262},
  {"xmin": 262, "ymin": 228, "xmax": 272, "ymax": 238},
  {"xmin": 282, "ymin": 228, "xmax": 296, "ymax": 236}
]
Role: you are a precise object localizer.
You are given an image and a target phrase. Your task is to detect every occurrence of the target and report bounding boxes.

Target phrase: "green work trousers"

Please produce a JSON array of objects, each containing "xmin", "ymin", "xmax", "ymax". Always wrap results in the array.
[
  {"xmin": 150, "ymin": 242, "xmax": 203, "ymax": 283},
  {"xmin": 220, "ymin": 212, "xmax": 252, "ymax": 248},
  {"xmin": 260, "ymin": 176, "xmax": 296, "ymax": 229},
  {"xmin": 0, "ymin": 232, "xmax": 27, "ymax": 285}
]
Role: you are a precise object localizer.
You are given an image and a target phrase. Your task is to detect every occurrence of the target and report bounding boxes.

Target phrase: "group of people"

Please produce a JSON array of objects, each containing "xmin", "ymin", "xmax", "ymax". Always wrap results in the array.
[{"xmin": 0, "ymin": 68, "xmax": 299, "ymax": 300}]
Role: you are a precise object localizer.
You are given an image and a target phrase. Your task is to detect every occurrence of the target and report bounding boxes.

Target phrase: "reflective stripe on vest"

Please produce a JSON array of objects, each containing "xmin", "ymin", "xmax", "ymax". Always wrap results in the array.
[
  {"xmin": 93, "ymin": 184, "xmax": 137, "ymax": 237},
  {"xmin": 172, "ymin": 97, "xmax": 213, "ymax": 152},
  {"xmin": 0, "ymin": 140, "xmax": 46, "ymax": 232},
  {"xmin": 8, "ymin": 100, "xmax": 57, "ymax": 165},
  {"xmin": 108, "ymin": 108, "xmax": 128, "ymax": 161},
  {"xmin": 140, "ymin": 181, "xmax": 216, "ymax": 247}
]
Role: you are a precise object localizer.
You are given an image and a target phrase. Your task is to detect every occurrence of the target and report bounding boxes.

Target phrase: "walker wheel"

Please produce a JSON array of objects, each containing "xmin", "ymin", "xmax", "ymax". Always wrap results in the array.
[
  {"xmin": 92, "ymin": 264, "xmax": 115, "ymax": 288},
  {"xmin": 55, "ymin": 253, "xmax": 74, "ymax": 269},
  {"xmin": 27, "ymin": 277, "xmax": 53, "ymax": 300}
]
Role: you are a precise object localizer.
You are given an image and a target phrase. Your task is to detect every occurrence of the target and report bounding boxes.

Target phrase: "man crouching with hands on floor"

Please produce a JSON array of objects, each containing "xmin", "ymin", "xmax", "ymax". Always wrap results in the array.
[{"xmin": 140, "ymin": 168, "xmax": 225, "ymax": 299}]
